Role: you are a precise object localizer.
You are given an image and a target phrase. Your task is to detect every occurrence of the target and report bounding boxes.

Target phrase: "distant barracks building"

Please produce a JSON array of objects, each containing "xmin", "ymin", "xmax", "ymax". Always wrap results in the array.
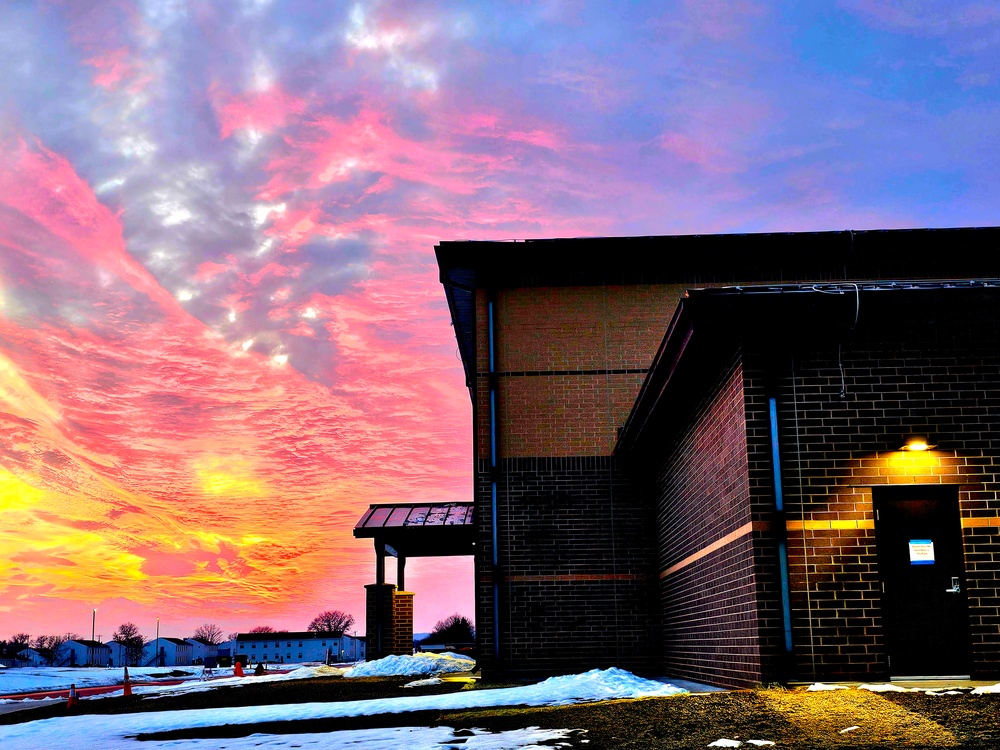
[{"xmin": 427, "ymin": 227, "xmax": 1000, "ymax": 688}]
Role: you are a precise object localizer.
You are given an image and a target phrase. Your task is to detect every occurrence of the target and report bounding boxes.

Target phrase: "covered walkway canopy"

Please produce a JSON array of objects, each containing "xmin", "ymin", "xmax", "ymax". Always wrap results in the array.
[{"xmin": 353, "ymin": 502, "xmax": 475, "ymax": 589}]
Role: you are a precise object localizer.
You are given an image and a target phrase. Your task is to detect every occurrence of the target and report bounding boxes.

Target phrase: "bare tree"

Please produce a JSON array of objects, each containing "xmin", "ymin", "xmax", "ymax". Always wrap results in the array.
[
  {"xmin": 248, "ymin": 625, "xmax": 276, "ymax": 634},
  {"xmin": 307, "ymin": 610, "xmax": 354, "ymax": 635},
  {"xmin": 427, "ymin": 614, "xmax": 475, "ymax": 642},
  {"xmin": 33, "ymin": 634, "xmax": 72, "ymax": 665},
  {"xmin": 2, "ymin": 633, "xmax": 30, "ymax": 659},
  {"xmin": 193, "ymin": 623, "xmax": 224, "ymax": 644},
  {"xmin": 112, "ymin": 622, "xmax": 146, "ymax": 667}
]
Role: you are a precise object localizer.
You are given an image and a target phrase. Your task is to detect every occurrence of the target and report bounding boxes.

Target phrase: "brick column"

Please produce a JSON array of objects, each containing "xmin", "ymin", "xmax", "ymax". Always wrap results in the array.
[
  {"xmin": 365, "ymin": 583, "xmax": 396, "ymax": 660},
  {"xmin": 392, "ymin": 591, "xmax": 414, "ymax": 655}
]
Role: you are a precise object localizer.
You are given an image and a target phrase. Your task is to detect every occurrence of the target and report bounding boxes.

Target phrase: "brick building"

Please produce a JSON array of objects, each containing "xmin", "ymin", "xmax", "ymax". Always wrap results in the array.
[{"xmin": 436, "ymin": 227, "xmax": 1000, "ymax": 686}]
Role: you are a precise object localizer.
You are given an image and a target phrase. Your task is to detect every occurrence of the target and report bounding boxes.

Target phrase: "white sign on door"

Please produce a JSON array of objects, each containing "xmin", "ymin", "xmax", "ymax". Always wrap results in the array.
[{"xmin": 909, "ymin": 539, "xmax": 935, "ymax": 565}]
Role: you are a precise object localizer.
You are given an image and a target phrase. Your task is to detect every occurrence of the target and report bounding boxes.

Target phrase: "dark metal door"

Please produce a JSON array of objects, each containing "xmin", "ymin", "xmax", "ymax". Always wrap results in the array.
[{"xmin": 873, "ymin": 486, "xmax": 971, "ymax": 678}]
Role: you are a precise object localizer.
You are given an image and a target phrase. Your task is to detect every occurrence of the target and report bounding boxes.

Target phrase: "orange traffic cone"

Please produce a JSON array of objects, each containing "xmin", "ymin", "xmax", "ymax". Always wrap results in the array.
[
  {"xmin": 66, "ymin": 683, "xmax": 79, "ymax": 709},
  {"xmin": 233, "ymin": 660, "xmax": 244, "ymax": 677},
  {"xmin": 123, "ymin": 666, "xmax": 132, "ymax": 697}
]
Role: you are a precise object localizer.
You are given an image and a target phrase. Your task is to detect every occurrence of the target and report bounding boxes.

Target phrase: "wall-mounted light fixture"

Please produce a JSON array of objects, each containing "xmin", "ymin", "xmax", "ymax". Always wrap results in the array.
[{"xmin": 901, "ymin": 435, "xmax": 935, "ymax": 451}]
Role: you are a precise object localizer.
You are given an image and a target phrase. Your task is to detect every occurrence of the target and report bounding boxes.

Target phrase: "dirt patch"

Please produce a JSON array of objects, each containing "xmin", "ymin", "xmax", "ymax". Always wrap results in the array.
[
  {"xmin": 761, "ymin": 688, "xmax": 957, "ymax": 747},
  {"xmin": 885, "ymin": 693, "xmax": 1000, "ymax": 748}
]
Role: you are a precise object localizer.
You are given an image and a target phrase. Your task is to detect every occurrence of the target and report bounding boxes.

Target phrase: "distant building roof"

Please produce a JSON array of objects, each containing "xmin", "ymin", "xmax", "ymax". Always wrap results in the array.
[
  {"xmin": 69, "ymin": 639, "xmax": 110, "ymax": 650},
  {"xmin": 235, "ymin": 631, "xmax": 340, "ymax": 641},
  {"xmin": 153, "ymin": 637, "xmax": 191, "ymax": 647}
]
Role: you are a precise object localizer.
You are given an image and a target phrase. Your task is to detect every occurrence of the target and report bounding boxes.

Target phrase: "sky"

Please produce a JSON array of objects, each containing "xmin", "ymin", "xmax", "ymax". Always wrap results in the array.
[{"xmin": 1, "ymin": 0, "xmax": 998, "ymax": 643}]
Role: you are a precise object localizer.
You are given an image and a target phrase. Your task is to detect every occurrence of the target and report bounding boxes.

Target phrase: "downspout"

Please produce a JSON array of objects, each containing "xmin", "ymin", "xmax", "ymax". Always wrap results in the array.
[
  {"xmin": 487, "ymin": 294, "xmax": 501, "ymax": 664},
  {"xmin": 769, "ymin": 396, "xmax": 794, "ymax": 671}
]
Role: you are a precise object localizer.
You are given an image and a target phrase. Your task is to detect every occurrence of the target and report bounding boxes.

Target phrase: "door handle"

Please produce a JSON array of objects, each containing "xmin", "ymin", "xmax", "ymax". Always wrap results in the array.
[{"xmin": 945, "ymin": 576, "xmax": 961, "ymax": 593}]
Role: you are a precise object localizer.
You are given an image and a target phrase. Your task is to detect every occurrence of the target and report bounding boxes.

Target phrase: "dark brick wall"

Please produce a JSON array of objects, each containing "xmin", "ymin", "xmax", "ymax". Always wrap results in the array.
[
  {"xmin": 365, "ymin": 583, "xmax": 395, "ymax": 659},
  {"xmin": 475, "ymin": 456, "xmax": 657, "ymax": 678},
  {"xmin": 742, "ymin": 297, "xmax": 1000, "ymax": 681},
  {"xmin": 644, "ymin": 356, "xmax": 771, "ymax": 687}
]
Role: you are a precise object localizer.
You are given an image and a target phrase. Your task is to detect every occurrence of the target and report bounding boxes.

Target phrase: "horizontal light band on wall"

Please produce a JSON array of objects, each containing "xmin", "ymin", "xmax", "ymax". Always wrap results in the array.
[
  {"xmin": 786, "ymin": 519, "xmax": 875, "ymax": 531},
  {"xmin": 490, "ymin": 368, "xmax": 648, "ymax": 377},
  {"xmin": 786, "ymin": 518, "xmax": 1000, "ymax": 531},
  {"xmin": 659, "ymin": 521, "xmax": 769, "ymax": 579},
  {"xmin": 505, "ymin": 573, "xmax": 647, "ymax": 583},
  {"xmin": 658, "ymin": 514, "xmax": 1000, "ymax": 581},
  {"xmin": 961, "ymin": 517, "xmax": 1000, "ymax": 528}
]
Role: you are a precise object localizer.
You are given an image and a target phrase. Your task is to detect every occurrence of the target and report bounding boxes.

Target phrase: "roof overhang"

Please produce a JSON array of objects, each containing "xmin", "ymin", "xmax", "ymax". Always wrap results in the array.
[
  {"xmin": 616, "ymin": 279, "xmax": 1000, "ymax": 453},
  {"xmin": 436, "ymin": 227, "xmax": 1000, "ymax": 389},
  {"xmin": 353, "ymin": 502, "xmax": 475, "ymax": 557}
]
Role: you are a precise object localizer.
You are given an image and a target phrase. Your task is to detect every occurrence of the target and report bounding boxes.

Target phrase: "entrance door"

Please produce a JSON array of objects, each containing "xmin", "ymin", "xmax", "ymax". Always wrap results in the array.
[{"xmin": 873, "ymin": 485, "xmax": 971, "ymax": 678}]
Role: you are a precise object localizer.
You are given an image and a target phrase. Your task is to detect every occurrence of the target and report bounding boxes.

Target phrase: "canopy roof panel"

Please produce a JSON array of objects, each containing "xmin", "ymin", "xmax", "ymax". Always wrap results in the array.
[{"xmin": 353, "ymin": 502, "xmax": 475, "ymax": 557}]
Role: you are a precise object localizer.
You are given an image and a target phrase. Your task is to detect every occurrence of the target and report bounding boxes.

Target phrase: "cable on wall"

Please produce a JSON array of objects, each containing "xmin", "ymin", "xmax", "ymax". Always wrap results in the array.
[{"xmin": 601, "ymin": 283, "xmax": 623, "ymax": 667}]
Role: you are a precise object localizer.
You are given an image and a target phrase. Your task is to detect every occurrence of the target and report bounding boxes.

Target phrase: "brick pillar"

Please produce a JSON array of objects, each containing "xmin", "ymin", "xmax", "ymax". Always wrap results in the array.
[
  {"xmin": 365, "ymin": 583, "xmax": 396, "ymax": 660},
  {"xmin": 392, "ymin": 590, "xmax": 414, "ymax": 655}
]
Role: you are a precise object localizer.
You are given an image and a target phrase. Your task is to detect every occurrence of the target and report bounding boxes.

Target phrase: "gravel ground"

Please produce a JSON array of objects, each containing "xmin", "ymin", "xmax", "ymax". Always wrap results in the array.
[{"xmin": 4, "ymin": 676, "xmax": 1000, "ymax": 748}]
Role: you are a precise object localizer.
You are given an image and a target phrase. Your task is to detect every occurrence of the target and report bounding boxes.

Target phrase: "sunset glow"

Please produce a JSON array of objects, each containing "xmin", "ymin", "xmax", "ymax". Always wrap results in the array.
[{"xmin": 1, "ymin": 1, "xmax": 998, "ymax": 640}]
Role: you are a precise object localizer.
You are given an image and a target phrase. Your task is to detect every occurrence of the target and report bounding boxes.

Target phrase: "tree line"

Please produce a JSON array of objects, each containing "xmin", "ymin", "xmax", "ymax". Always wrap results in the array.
[{"xmin": 0, "ymin": 609, "xmax": 356, "ymax": 666}]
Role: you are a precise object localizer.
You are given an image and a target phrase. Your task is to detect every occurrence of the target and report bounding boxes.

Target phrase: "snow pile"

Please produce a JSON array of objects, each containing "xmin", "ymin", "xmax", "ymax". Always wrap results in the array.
[
  {"xmin": 343, "ymin": 652, "xmax": 474, "ymax": 678},
  {"xmin": 537, "ymin": 668, "xmax": 687, "ymax": 705},
  {"xmin": 805, "ymin": 682, "xmax": 848, "ymax": 691},
  {"xmin": 404, "ymin": 677, "xmax": 444, "ymax": 688},
  {"xmin": 858, "ymin": 683, "xmax": 914, "ymax": 693},
  {"xmin": 0, "ymin": 696, "xmax": 60, "ymax": 705},
  {"xmin": 0, "ymin": 668, "xmax": 687, "ymax": 749},
  {"xmin": 972, "ymin": 684, "xmax": 1000, "ymax": 695}
]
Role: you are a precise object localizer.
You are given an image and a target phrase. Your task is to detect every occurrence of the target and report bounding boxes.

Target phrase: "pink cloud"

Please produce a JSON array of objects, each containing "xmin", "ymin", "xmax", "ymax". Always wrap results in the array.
[
  {"xmin": 658, "ymin": 131, "xmax": 731, "ymax": 170},
  {"xmin": 680, "ymin": 0, "xmax": 768, "ymax": 41},
  {"xmin": 212, "ymin": 84, "xmax": 308, "ymax": 140},
  {"xmin": 84, "ymin": 47, "xmax": 134, "ymax": 89},
  {"xmin": 194, "ymin": 260, "xmax": 231, "ymax": 281}
]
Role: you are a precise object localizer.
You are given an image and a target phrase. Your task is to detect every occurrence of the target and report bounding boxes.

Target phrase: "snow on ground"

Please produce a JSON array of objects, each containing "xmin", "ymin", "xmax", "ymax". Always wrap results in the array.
[
  {"xmin": 0, "ymin": 667, "xmax": 687, "ymax": 750},
  {"xmin": 344, "ymin": 652, "xmax": 474, "ymax": 678},
  {"xmin": 0, "ymin": 652, "xmax": 470, "ymax": 699},
  {"xmin": 0, "ymin": 665, "xmax": 244, "ymax": 696},
  {"xmin": 805, "ymin": 682, "xmax": 848, "ymax": 691},
  {"xmin": 405, "ymin": 677, "xmax": 444, "ymax": 688},
  {"xmin": 101, "ymin": 665, "xmax": 347, "ymax": 701}
]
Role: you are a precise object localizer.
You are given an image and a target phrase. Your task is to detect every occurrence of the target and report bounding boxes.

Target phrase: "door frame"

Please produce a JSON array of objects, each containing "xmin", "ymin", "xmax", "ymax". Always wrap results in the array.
[{"xmin": 872, "ymin": 484, "xmax": 972, "ymax": 679}]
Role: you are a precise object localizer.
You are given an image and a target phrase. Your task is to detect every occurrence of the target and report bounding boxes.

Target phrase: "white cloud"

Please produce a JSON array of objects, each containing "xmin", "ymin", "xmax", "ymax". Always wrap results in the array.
[{"xmin": 151, "ymin": 195, "xmax": 194, "ymax": 226}]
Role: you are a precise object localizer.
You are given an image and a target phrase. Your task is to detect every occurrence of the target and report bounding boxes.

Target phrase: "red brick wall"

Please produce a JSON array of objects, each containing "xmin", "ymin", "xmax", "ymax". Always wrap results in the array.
[
  {"xmin": 474, "ymin": 285, "xmax": 680, "ymax": 459},
  {"xmin": 392, "ymin": 591, "xmax": 414, "ymax": 656}
]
